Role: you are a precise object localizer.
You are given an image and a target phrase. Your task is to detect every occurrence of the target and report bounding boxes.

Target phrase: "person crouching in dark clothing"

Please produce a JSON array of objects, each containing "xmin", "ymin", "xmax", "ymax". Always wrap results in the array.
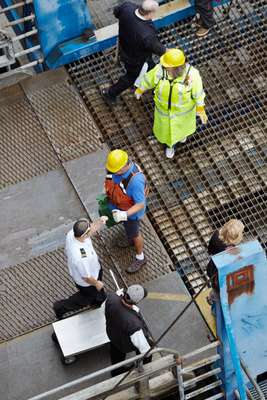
[
  {"xmin": 207, "ymin": 219, "xmax": 244, "ymax": 294},
  {"xmin": 105, "ymin": 284, "xmax": 152, "ymax": 377},
  {"xmin": 101, "ymin": 0, "xmax": 166, "ymax": 106}
]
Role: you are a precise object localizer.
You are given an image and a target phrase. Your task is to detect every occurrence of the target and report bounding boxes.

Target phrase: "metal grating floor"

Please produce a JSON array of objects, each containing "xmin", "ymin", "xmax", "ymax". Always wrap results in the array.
[
  {"xmin": 68, "ymin": 0, "xmax": 267, "ymax": 294},
  {"xmin": 0, "ymin": 238, "xmax": 122, "ymax": 342}
]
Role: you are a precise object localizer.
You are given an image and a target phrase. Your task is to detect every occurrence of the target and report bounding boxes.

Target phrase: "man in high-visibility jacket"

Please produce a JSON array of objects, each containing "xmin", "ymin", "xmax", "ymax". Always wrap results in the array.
[
  {"xmin": 105, "ymin": 149, "xmax": 147, "ymax": 274},
  {"xmin": 135, "ymin": 48, "xmax": 208, "ymax": 159}
]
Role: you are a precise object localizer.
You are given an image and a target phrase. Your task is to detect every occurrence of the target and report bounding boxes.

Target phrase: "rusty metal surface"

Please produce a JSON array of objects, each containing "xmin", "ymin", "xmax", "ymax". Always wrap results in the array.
[
  {"xmin": 0, "ymin": 86, "xmax": 59, "ymax": 190},
  {"xmin": 68, "ymin": 0, "xmax": 267, "ymax": 294}
]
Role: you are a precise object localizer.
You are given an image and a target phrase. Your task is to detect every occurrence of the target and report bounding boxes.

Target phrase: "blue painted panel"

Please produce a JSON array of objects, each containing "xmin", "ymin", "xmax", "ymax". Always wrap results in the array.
[
  {"xmin": 33, "ymin": 0, "xmax": 94, "ymax": 59},
  {"xmin": 41, "ymin": 0, "xmax": 231, "ymax": 68},
  {"xmin": 213, "ymin": 240, "xmax": 267, "ymax": 398},
  {"xmin": 215, "ymin": 300, "xmax": 239, "ymax": 399}
]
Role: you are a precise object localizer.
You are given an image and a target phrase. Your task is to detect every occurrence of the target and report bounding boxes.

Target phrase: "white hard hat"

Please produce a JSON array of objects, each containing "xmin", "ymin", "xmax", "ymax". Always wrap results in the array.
[{"xmin": 126, "ymin": 285, "xmax": 147, "ymax": 304}]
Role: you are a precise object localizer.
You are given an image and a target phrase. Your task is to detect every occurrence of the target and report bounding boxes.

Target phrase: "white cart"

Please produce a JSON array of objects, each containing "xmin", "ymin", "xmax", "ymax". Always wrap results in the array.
[{"xmin": 52, "ymin": 304, "xmax": 110, "ymax": 364}]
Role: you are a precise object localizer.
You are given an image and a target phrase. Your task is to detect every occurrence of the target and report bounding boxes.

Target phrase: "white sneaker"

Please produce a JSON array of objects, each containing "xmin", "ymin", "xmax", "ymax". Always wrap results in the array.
[
  {"xmin": 180, "ymin": 137, "xmax": 187, "ymax": 143},
  {"xmin": 165, "ymin": 146, "xmax": 175, "ymax": 159}
]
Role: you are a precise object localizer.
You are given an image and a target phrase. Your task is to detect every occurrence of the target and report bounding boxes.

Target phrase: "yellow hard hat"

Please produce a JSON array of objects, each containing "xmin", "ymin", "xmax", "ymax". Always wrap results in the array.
[
  {"xmin": 106, "ymin": 149, "xmax": 128, "ymax": 173},
  {"xmin": 160, "ymin": 49, "xmax": 185, "ymax": 68}
]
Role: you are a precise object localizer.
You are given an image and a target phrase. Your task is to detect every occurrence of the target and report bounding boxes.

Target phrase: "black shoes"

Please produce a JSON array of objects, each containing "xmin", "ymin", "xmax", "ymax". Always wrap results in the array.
[{"xmin": 101, "ymin": 88, "xmax": 117, "ymax": 106}]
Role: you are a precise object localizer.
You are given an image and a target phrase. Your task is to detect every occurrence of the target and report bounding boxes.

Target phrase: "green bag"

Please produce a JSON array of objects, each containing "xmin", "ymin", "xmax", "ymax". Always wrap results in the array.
[{"xmin": 96, "ymin": 194, "xmax": 116, "ymax": 228}]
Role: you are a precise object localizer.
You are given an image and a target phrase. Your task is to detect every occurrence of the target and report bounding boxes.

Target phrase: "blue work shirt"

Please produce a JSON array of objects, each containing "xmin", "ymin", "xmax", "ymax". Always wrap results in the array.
[{"xmin": 108, "ymin": 163, "xmax": 146, "ymax": 220}]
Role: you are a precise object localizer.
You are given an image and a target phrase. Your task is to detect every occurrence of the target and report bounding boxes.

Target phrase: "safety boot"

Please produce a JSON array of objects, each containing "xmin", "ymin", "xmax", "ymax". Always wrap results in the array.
[
  {"xmin": 101, "ymin": 88, "xmax": 117, "ymax": 106},
  {"xmin": 196, "ymin": 26, "xmax": 210, "ymax": 38},
  {"xmin": 126, "ymin": 256, "xmax": 147, "ymax": 274}
]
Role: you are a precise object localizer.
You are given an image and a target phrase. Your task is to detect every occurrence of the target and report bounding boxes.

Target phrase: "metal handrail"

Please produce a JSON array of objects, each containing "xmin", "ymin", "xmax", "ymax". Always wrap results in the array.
[
  {"xmin": 240, "ymin": 359, "xmax": 265, "ymax": 400},
  {"xmin": 28, "ymin": 342, "xmax": 221, "ymax": 400},
  {"xmin": 28, "ymin": 347, "xmax": 180, "ymax": 400}
]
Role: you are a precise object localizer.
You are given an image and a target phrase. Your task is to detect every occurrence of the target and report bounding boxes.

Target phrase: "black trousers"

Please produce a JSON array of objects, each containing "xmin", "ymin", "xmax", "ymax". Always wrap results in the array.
[
  {"xmin": 108, "ymin": 57, "xmax": 155, "ymax": 98},
  {"xmin": 195, "ymin": 0, "xmax": 215, "ymax": 28},
  {"xmin": 110, "ymin": 342, "xmax": 152, "ymax": 377},
  {"xmin": 53, "ymin": 270, "xmax": 106, "ymax": 319}
]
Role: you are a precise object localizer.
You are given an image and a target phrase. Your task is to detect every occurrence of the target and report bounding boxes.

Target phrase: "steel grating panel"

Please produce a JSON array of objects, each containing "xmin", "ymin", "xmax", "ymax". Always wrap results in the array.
[
  {"xmin": 0, "ymin": 90, "xmax": 59, "ymax": 189},
  {"xmin": 68, "ymin": 0, "xmax": 267, "ymax": 294},
  {"xmin": 0, "ymin": 219, "xmax": 171, "ymax": 341},
  {"xmin": 99, "ymin": 217, "xmax": 173, "ymax": 286},
  {"xmin": 26, "ymin": 80, "xmax": 103, "ymax": 162},
  {"xmin": 0, "ymin": 240, "xmax": 121, "ymax": 342}
]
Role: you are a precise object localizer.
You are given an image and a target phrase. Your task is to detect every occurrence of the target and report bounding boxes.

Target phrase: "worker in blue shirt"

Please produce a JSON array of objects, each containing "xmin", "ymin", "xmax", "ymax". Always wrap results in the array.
[{"xmin": 105, "ymin": 149, "xmax": 147, "ymax": 273}]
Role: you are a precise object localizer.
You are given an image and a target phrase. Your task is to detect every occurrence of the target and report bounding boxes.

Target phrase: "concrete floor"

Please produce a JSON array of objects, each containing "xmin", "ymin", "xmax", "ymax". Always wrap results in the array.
[
  {"xmin": 0, "ymin": 272, "xmax": 210, "ymax": 400},
  {"xmin": 0, "ymin": 168, "xmax": 86, "ymax": 269}
]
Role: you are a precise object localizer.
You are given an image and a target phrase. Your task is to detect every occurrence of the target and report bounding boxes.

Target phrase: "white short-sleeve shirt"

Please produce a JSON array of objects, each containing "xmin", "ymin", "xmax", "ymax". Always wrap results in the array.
[{"xmin": 65, "ymin": 229, "xmax": 101, "ymax": 287}]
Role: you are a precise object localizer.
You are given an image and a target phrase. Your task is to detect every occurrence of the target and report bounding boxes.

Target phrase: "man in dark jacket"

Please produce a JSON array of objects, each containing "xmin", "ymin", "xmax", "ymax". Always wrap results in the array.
[
  {"xmin": 105, "ymin": 284, "xmax": 152, "ymax": 376},
  {"xmin": 101, "ymin": 0, "xmax": 166, "ymax": 105},
  {"xmin": 195, "ymin": 0, "xmax": 215, "ymax": 37}
]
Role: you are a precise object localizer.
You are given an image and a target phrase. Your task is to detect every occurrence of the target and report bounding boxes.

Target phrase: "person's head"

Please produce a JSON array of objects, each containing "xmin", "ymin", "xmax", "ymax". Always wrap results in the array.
[
  {"xmin": 73, "ymin": 218, "xmax": 91, "ymax": 241},
  {"xmin": 106, "ymin": 149, "xmax": 130, "ymax": 175},
  {"xmin": 138, "ymin": 0, "xmax": 159, "ymax": 20},
  {"xmin": 219, "ymin": 219, "xmax": 244, "ymax": 245},
  {"xmin": 124, "ymin": 284, "xmax": 148, "ymax": 305},
  {"xmin": 160, "ymin": 49, "xmax": 186, "ymax": 77}
]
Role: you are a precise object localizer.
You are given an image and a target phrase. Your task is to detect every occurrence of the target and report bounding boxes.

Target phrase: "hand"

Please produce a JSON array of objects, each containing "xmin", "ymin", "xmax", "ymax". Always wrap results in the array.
[
  {"xmin": 90, "ymin": 217, "xmax": 107, "ymax": 235},
  {"xmin": 100, "ymin": 216, "xmax": 108, "ymax": 224},
  {"xmin": 197, "ymin": 110, "xmax": 208, "ymax": 124},
  {"xmin": 96, "ymin": 281, "xmax": 104, "ymax": 291},
  {"xmin": 112, "ymin": 209, "xmax": 128, "ymax": 223}
]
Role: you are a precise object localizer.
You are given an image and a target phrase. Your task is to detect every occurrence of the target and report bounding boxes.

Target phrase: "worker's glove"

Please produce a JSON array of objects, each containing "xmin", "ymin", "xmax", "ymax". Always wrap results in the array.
[
  {"xmin": 134, "ymin": 88, "xmax": 144, "ymax": 100},
  {"xmin": 132, "ymin": 305, "xmax": 140, "ymax": 313},
  {"xmin": 196, "ymin": 106, "xmax": 208, "ymax": 124},
  {"xmin": 116, "ymin": 288, "xmax": 124, "ymax": 296},
  {"xmin": 112, "ymin": 209, "xmax": 128, "ymax": 223}
]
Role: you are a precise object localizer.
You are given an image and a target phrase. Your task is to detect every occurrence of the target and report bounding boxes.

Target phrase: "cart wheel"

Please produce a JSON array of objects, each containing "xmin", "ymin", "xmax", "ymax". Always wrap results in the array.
[
  {"xmin": 51, "ymin": 332, "xmax": 59, "ymax": 345},
  {"xmin": 61, "ymin": 355, "xmax": 77, "ymax": 365}
]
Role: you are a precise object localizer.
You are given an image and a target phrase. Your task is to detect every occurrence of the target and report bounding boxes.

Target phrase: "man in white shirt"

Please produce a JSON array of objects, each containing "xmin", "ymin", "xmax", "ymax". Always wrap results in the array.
[{"xmin": 53, "ymin": 217, "xmax": 107, "ymax": 319}]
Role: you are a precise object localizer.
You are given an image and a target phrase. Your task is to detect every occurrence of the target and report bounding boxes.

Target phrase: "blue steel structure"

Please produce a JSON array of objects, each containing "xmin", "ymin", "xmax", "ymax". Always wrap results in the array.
[
  {"xmin": 0, "ymin": 0, "xmax": 230, "ymax": 69},
  {"xmin": 213, "ymin": 241, "xmax": 267, "ymax": 399},
  {"xmin": 21, "ymin": 0, "xmax": 228, "ymax": 69}
]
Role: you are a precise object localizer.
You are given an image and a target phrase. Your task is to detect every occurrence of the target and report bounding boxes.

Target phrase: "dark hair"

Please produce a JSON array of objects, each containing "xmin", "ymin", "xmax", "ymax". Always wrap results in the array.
[{"xmin": 73, "ymin": 219, "xmax": 89, "ymax": 238}]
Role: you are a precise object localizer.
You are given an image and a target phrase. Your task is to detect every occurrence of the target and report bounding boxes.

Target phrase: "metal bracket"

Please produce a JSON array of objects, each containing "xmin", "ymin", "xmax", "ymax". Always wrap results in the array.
[{"xmin": 0, "ymin": 29, "xmax": 15, "ymax": 68}]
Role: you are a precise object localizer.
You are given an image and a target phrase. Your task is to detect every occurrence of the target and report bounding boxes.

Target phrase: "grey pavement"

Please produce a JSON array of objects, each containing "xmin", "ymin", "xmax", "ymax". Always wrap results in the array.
[
  {"xmin": 0, "ymin": 168, "xmax": 86, "ymax": 269},
  {"xmin": 64, "ymin": 147, "xmax": 109, "ymax": 219}
]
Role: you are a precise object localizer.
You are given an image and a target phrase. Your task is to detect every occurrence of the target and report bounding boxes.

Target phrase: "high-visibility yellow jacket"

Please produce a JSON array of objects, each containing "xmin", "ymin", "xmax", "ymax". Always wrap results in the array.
[{"xmin": 136, "ymin": 63, "xmax": 205, "ymax": 147}]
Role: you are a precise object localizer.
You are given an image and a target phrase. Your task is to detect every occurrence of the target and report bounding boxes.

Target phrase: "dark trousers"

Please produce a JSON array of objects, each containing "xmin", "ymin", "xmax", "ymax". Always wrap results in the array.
[
  {"xmin": 110, "ymin": 343, "xmax": 152, "ymax": 377},
  {"xmin": 195, "ymin": 0, "xmax": 215, "ymax": 28},
  {"xmin": 109, "ymin": 57, "xmax": 155, "ymax": 98},
  {"xmin": 53, "ymin": 270, "xmax": 106, "ymax": 319}
]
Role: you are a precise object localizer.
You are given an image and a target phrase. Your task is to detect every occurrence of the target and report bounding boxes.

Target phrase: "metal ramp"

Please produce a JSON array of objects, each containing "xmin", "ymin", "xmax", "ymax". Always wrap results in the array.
[{"xmin": 67, "ymin": 0, "xmax": 267, "ymax": 295}]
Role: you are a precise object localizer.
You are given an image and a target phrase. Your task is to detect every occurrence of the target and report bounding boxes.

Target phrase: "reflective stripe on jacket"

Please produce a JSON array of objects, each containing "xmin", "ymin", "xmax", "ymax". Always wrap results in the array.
[
  {"xmin": 138, "ymin": 63, "xmax": 205, "ymax": 114},
  {"xmin": 136, "ymin": 63, "xmax": 205, "ymax": 146}
]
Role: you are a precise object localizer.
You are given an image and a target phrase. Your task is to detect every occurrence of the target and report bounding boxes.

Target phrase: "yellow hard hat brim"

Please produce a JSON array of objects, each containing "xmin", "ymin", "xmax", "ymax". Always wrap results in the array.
[
  {"xmin": 160, "ymin": 53, "xmax": 185, "ymax": 68},
  {"xmin": 105, "ymin": 162, "xmax": 120, "ymax": 173},
  {"xmin": 105, "ymin": 152, "xmax": 128, "ymax": 173}
]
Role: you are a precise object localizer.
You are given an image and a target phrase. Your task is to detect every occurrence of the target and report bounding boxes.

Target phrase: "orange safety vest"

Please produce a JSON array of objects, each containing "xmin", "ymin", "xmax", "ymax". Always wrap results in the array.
[{"xmin": 105, "ymin": 164, "xmax": 148, "ymax": 211}]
